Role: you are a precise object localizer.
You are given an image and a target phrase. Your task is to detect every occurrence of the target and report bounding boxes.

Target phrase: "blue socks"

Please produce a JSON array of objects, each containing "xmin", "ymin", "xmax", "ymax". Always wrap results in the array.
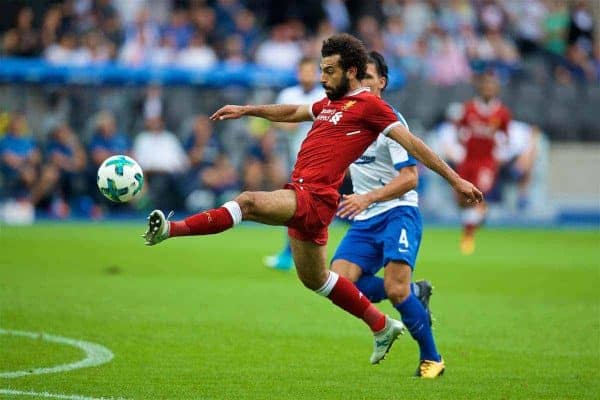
[
  {"xmin": 394, "ymin": 294, "xmax": 440, "ymax": 362},
  {"xmin": 355, "ymin": 275, "xmax": 420, "ymax": 303},
  {"xmin": 355, "ymin": 275, "xmax": 387, "ymax": 303}
]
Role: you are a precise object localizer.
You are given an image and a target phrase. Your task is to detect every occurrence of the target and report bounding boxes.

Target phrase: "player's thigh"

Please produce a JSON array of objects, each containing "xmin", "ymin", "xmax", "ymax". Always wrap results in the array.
[
  {"xmin": 330, "ymin": 259, "xmax": 363, "ymax": 282},
  {"xmin": 383, "ymin": 261, "xmax": 412, "ymax": 302},
  {"xmin": 382, "ymin": 207, "xmax": 423, "ymax": 269},
  {"xmin": 289, "ymin": 237, "xmax": 329, "ymax": 290},
  {"xmin": 235, "ymin": 189, "xmax": 296, "ymax": 225},
  {"xmin": 331, "ymin": 224, "xmax": 383, "ymax": 276}
]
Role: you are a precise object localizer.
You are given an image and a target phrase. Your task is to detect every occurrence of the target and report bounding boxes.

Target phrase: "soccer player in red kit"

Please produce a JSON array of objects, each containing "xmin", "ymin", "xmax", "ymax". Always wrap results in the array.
[
  {"xmin": 456, "ymin": 71, "xmax": 511, "ymax": 254},
  {"xmin": 143, "ymin": 34, "xmax": 482, "ymax": 364}
]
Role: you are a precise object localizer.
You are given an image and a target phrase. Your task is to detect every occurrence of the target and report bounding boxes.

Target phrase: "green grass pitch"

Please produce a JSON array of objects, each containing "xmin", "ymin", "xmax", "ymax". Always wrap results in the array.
[{"xmin": 1, "ymin": 223, "xmax": 598, "ymax": 399}]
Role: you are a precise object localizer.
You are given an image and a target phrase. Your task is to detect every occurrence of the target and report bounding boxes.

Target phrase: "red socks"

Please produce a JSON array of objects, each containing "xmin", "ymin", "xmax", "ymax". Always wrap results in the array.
[
  {"xmin": 169, "ymin": 207, "xmax": 234, "ymax": 237},
  {"xmin": 317, "ymin": 271, "xmax": 386, "ymax": 332}
]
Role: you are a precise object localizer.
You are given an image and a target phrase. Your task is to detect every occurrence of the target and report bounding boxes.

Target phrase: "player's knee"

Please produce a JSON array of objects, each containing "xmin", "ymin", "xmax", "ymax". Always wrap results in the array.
[
  {"xmin": 330, "ymin": 260, "xmax": 361, "ymax": 282},
  {"xmin": 297, "ymin": 269, "xmax": 328, "ymax": 291},
  {"xmin": 234, "ymin": 191, "xmax": 256, "ymax": 217}
]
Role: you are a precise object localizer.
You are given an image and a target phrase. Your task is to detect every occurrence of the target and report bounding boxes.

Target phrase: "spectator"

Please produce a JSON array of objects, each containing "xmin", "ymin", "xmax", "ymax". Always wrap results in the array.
[
  {"xmin": 382, "ymin": 15, "xmax": 416, "ymax": 69},
  {"xmin": 568, "ymin": 0, "xmax": 594, "ymax": 54},
  {"xmin": 222, "ymin": 34, "xmax": 247, "ymax": 65},
  {"xmin": 2, "ymin": 7, "xmax": 40, "ymax": 57},
  {"xmin": 175, "ymin": 32, "xmax": 218, "ymax": 70},
  {"xmin": 162, "ymin": 8, "xmax": 194, "ymax": 50},
  {"xmin": 214, "ymin": 0, "xmax": 244, "ymax": 39},
  {"xmin": 183, "ymin": 115, "xmax": 239, "ymax": 210},
  {"xmin": 40, "ymin": 6, "xmax": 63, "ymax": 50},
  {"xmin": 119, "ymin": 29, "xmax": 153, "ymax": 66},
  {"xmin": 44, "ymin": 32, "xmax": 82, "ymax": 65},
  {"xmin": 190, "ymin": 6, "xmax": 218, "ymax": 46},
  {"xmin": 478, "ymin": 0, "xmax": 507, "ymax": 33},
  {"xmin": 437, "ymin": 0, "xmax": 476, "ymax": 36},
  {"xmin": 150, "ymin": 35, "xmax": 176, "ymax": 66},
  {"xmin": 142, "ymin": 85, "xmax": 164, "ymax": 122},
  {"xmin": 0, "ymin": 113, "xmax": 40, "ymax": 202},
  {"xmin": 356, "ymin": 15, "xmax": 384, "ymax": 54},
  {"xmin": 81, "ymin": 30, "xmax": 112, "ymax": 64},
  {"xmin": 427, "ymin": 27, "xmax": 472, "ymax": 86},
  {"xmin": 401, "ymin": 0, "xmax": 434, "ymax": 37},
  {"xmin": 504, "ymin": 0, "xmax": 547, "ymax": 55},
  {"xmin": 323, "ymin": 0, "xmax": 351, "ymax": 32},
  {"xmin": 34, "ymin": 122, "xmax": 88, "ymax": 218},
  {"xmin": 124, "ymin": 7, "xmax": 160, "ymax": 49},
  {"xmin": 233, "ymin": 9, "xmax": 260, "ymax": 58},
  {"xmin": 255, "ymin": 24, "xmax": 303, "ymax": 70},
  {"xmin": 89, "ymin": 111, "xmax": 131, "ymax": 168},
  {"xmin": 133, "ymin": 116, "xmax": 188, "ymax": 210},
  {"xmin": 243, "ymin": 121, "xmax": 286, "ymax": 191},
  {"xmin": 561, "ymin": 42, "xmax": 596, "ymax": 83},
  {"xmin": 543, "ymin": 0, "xmax": 569, "ymax": 56}
]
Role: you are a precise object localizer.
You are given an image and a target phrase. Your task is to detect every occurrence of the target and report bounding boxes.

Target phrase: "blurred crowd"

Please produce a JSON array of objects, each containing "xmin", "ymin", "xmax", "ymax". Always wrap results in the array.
[
  {"xmin": 0, "ymin": 0, "xmax": 594, "ymax": 221},
  {"xmin": 0, "ymin": 79, "xmax": 543, "ymax": 221},
  {"xmin": 0, "ymin": 104, "xmax": 292, "ymax": 220},
  {"xmin": 1, "ymin": 0, "xmax": 598, "ymax": 84}
]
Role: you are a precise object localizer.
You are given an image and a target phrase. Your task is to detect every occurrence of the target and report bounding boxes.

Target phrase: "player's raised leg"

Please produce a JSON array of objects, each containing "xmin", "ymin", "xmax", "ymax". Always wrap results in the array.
[
  {"xmin": 292, "ymin": 238, "xmax": 405, "ymax": 364},
  {"xmin": 384, "ymin": 262, "xmax": 444, "ymax": 378},
  {"xmin": 143, "ymin": 190, "xmax": 297, "ymax": 245}
]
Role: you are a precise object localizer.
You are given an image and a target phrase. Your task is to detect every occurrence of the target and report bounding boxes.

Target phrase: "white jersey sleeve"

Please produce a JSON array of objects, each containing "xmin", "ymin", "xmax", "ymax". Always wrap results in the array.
[{"xmin": 349, "ymin": 106, "xmax": 419, "ymax": 221}]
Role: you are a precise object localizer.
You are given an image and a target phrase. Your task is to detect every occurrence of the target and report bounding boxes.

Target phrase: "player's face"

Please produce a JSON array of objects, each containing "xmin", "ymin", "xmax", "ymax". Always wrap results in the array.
[
  {"xmin": 478, "ymin": 74, "xmax": 499, "ymax": 101},
  {"xmin": 361, "ymin": 63, "xmax": 385, "ymax": 97},
  {"xmin": 320, "ymin": 55, "xmax": 350, "ymax": 100},
  {"xmin": 298, "ymin": 62, "xmax": 317, "ymax": 91}
]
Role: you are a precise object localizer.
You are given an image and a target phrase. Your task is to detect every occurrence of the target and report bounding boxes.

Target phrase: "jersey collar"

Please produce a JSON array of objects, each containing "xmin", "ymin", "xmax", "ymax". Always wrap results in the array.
[{"xmin": 346, "ymin": 86, "xmax": 370, "ymax": 96}]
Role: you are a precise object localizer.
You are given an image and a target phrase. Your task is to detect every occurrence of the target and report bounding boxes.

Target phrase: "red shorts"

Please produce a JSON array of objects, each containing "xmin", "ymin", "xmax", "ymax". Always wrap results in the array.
[
  {"xmin": 457, "ymin": 159, "xmax": 498, "ymax": 194},
  {"xmin": 284, "ymin": 182, "xmax": 340, "ymax": 246}
]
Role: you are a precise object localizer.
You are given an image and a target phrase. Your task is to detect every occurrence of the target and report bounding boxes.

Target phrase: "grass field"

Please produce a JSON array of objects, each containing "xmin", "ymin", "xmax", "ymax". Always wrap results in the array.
[{"xmin": 1, "ymin": 223, "xmax": 599, "ymax": 399}]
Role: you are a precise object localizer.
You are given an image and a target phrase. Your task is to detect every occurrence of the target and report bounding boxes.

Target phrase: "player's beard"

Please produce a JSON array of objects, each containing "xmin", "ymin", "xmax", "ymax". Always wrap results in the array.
[{"xmin": 323, "ymin": 75, "xmax": 350, "ymax": 101}]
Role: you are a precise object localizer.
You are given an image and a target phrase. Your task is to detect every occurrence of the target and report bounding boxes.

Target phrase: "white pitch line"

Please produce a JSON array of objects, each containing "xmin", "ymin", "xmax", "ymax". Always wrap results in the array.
[
  {"xmin": 0, "ymin": 328, "xmax": 113, "ymax": 378},
  {"xmin": 0, "ymin": 388, "xmax": 128, "ymax": 400}
]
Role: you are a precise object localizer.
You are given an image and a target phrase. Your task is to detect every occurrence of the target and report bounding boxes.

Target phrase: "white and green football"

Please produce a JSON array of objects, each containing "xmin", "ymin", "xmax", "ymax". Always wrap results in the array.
[{"xmin": 97, "ymin": 155, "xmax": 144, "ymax": 203}]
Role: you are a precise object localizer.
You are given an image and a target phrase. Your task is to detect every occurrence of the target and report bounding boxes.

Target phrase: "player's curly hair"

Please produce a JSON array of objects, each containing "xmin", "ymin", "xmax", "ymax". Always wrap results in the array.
[{"xmin": 321, "ymin": 34, "xmax": 368, "ymax": 80}]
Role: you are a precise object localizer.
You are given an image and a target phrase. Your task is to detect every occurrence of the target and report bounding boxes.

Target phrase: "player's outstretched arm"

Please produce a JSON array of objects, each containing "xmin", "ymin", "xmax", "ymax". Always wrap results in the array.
[
  {"xmin": 387, "ymin": 125, "xmax": 483, "ymax": 204},
  {"xmin": 210, "ymin": 104, "xmax": 313, "ymax": 123},
  {"xmin": 337, "ymin": 166, "xmax": 418, "ymax": 219}
]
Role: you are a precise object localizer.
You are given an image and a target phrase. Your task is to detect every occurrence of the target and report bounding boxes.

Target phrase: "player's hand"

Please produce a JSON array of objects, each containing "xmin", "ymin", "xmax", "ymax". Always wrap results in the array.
[
  {"xmin": 453, "ymin": 178, "xmax": 484, "ymax": 204},
  {"xmin": 210, "ymin": 105, "xmax": 246, "ymax": 121},
  {"xmin": 337, "ymin": 193, "xmax": 372, "ymax": 220}
]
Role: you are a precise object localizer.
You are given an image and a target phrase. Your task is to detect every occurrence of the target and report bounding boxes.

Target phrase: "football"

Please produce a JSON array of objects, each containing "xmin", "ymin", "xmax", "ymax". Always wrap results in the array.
[{"xmin": 97, "ymin": 155, "xmax": 144, "ymax": 203}]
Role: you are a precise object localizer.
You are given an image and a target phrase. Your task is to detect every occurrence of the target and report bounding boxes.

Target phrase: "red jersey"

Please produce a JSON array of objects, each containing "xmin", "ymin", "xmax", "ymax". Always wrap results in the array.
[
  {"xmin": 292, "ymin": 87, "xmax": 402, "ymax": 189},
  {"xmin": 458, "ymin": 98, "xmax": 511, "ymax": 162}
]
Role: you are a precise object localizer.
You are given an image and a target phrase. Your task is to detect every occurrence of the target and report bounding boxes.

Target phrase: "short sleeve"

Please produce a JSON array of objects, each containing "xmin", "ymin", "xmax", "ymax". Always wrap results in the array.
[
  {"xmin": 365, "ymin": 97, "xmax": 404, "ymax": 136},
  {"xmin": 309, "ymin": 97, "xmax": 328, "ymax": 120},
  {"xmin": 385, "ymin": 137, "xmax": 417, "ymax": 170}
]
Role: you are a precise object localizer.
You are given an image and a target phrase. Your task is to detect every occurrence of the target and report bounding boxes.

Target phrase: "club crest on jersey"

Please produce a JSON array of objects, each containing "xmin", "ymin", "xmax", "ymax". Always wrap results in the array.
[{"xmin": 342, "ymin": 100, "xmax": 357, "ymax": 111}]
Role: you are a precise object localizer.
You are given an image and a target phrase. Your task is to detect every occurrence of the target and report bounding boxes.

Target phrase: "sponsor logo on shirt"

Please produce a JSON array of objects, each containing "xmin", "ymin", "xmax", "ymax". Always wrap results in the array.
[{"xmin": 354, "ymin": 155, "xmax": 376, "ymax": 164}]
